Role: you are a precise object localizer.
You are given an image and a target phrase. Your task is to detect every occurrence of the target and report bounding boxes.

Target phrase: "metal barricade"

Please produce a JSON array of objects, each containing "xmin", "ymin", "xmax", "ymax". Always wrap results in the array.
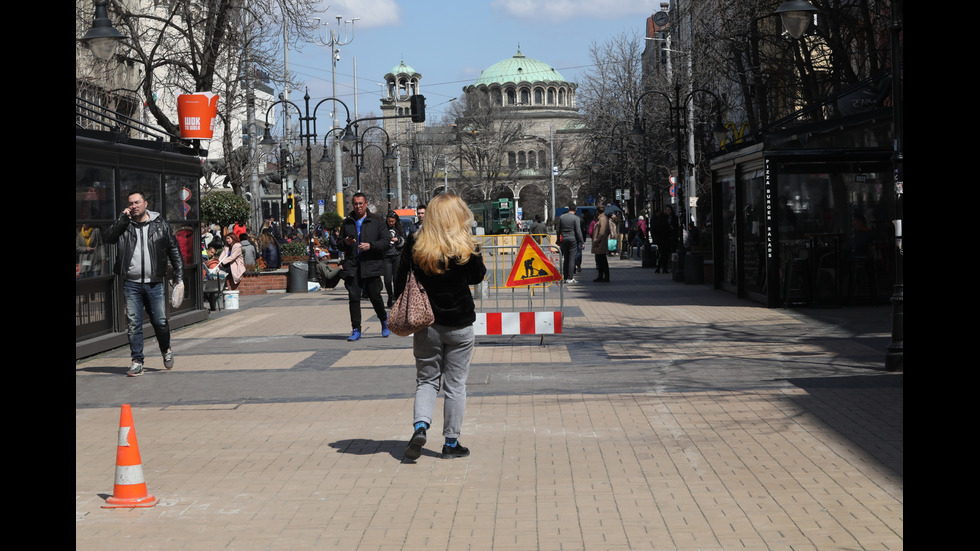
[{"xmin": 470, "ymin": 233, "xmax": 564, "ymax": 342}]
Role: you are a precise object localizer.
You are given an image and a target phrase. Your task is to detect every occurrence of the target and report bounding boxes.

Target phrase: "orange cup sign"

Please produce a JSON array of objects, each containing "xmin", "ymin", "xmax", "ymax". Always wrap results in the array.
[{"xmin": 177, "ymin": 92, "xmax": 219, "ymax": 139}]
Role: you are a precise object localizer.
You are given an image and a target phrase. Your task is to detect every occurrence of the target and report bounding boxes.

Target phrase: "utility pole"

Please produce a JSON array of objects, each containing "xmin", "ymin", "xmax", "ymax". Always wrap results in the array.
[{"xmin": 313, "ymin": 15, "xmax": 355, "ymax": 217}]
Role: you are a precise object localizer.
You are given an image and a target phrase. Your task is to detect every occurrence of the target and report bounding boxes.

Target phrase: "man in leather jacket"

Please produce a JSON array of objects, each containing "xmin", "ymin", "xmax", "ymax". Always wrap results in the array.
[
  {"xmin": 338, "ymin": 192, "xmax": 389, "ymax": 341},
  {"xmin": 105, "ymin": 190, "xmax": 184, "ymax": 376}
]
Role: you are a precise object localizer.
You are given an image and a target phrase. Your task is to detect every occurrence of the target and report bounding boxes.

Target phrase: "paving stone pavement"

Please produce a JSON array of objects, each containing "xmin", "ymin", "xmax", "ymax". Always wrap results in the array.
[{"xmin": 76, "ymin": 252, "xmax": 902, "ymax": 550}]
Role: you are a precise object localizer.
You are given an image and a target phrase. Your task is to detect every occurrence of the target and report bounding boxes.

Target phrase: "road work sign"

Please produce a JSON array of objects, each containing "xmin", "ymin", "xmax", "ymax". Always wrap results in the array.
[{"xmin": 504, "ymin": 235, "xmax": 562, "ymax": 287}]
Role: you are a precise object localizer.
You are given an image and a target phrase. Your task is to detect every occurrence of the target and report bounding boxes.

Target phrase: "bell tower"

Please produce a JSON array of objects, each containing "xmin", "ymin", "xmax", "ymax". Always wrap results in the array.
[{"xmin": 380, "ymin": 59, "xmax": 423, "ymax": 141}]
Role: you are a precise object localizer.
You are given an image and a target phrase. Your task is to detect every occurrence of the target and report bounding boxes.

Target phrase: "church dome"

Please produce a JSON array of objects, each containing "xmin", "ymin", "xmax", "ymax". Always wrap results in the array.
[
  {"xmin": 387, "ymin": 59, "xmax": 419, "ymax": 77},
  {"xmin": 474, "ymin": 48, "xmax": 567, "ymax": 86}
]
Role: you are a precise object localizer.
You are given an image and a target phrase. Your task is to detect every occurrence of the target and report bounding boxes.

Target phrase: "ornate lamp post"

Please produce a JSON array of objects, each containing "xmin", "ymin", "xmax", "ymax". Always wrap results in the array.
[
  {"xmin": 260, "ymin": 91, "xmax": 354, "ymax": 284},
  {"xmin": 629, "ymin": 86, "xmax": 725, "ymax": 281}
]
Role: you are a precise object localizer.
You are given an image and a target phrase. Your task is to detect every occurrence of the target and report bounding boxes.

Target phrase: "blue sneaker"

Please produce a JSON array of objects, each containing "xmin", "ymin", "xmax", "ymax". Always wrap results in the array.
[
  {"xmin": 381, "ymin": 320, "xmax": 391, "ymax": 338},
  {"xmin": 347, "ymin": 328, "xmax": 361, "ymax": 342}
]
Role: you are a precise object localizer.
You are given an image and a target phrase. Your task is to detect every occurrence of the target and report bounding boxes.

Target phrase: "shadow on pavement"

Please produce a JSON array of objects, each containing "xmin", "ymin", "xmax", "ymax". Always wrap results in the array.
[{"xmin": 785, "ymin": 373, "xmax": 904, "ymax": 477}]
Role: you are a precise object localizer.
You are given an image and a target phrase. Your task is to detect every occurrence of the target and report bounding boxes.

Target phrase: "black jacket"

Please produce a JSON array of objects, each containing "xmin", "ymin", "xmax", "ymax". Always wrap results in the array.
[
  {"xmin": 338, "ymin": 212, "xmax": 388, "ymax": 278},
  {"xmin": 394, "ymin": 234, "xmax": 487, "ymax": 328},
  {"xmin": 105, "ymin": 211, "xmax": 184, "ymax": 284}
]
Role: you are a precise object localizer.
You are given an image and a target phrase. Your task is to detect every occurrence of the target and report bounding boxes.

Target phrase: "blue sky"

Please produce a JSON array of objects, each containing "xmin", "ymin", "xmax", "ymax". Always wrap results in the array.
[{"xmin": 284, "ymin": 0, "xmax": 664, "ymax": 123}]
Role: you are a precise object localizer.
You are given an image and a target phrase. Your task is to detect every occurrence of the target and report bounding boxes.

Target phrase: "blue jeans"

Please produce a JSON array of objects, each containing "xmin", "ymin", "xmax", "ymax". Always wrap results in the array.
[{"xmin": 123, "ymin": 281, "xmax": 170, "ymax": 364}]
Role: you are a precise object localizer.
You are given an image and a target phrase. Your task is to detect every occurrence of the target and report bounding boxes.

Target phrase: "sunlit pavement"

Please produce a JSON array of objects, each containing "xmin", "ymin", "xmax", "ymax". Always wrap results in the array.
[{"xmin": 76, "ymin": 253, "xmax": 902, "ymax": 550}]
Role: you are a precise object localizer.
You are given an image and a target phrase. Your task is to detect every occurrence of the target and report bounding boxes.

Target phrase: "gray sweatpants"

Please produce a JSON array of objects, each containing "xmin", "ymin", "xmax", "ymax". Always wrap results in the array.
[{"xmin": 412, "ymin": 324, "xmax": 475, "ymax": 439}]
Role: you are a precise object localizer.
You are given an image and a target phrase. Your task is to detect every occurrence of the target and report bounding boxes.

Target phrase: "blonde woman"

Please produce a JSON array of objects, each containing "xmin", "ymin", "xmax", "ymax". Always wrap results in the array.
[{"xmin": 394, "ymin": 193, "xmax": 487, "ymax": 460}]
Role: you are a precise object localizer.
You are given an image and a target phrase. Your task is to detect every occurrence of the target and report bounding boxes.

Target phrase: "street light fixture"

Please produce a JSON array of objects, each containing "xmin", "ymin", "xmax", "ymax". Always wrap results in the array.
[
  {"xmin": 774, "ymin": 0, "xmax": 820, "ymax": 39},
  {"xmin": 347, "ymin": 125, "xmax": 406, "ymax": 212},
  {"xmin": 628, "ymin": 85, "xmax": 725, "ymax": 281},
  {"xmin": 79, "ymin": 0, "xmax": 127, "ymax": 61},
  {"xmin": 313, "ymin": 15, "xmax": 356, "ymax": 218},
  {"xmin": 261, "ymin": 90, "xmax": 354, "ymax": 284}
]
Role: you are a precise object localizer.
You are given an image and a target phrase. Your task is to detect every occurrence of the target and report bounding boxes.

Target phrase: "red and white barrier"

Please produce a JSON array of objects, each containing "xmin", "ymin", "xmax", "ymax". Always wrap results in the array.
[{"xmin": 474, "ymin": 312, "xmax": 562, "ymax": 336}]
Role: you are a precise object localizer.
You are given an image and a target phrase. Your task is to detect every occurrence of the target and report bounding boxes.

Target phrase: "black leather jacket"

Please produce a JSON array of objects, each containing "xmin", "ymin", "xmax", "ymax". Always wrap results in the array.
[{"xmin": 105, "ymin": 211, "xmax": 184, "ymax": 284}]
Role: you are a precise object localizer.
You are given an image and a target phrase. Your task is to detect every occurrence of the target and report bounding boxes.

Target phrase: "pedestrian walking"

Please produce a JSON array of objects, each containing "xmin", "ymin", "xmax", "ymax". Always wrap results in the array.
[
  {"xmin": 105, "ymin": 190, "xmax": 184, "ymax": 377},
  {"xmin": 395, "ymin": 193, "xmax": 487, "ymax": 460},
  {"xmin": 338, "ymin": 193, "xmax": 390, "ymax": 341},
  {"xmin": 556, "ymin": 203, "xmax": 583, "ymax": 284},
  {"xmin": 383, "ymin": 212, "xmax": 406, "ymax": 307},
  {"xmin": 591, "ymin": 203, "xmax": 611, "ymax": 282},
  {"xmin": 529, "ymin": 214, "xmax": 548, "ymax": 244}
]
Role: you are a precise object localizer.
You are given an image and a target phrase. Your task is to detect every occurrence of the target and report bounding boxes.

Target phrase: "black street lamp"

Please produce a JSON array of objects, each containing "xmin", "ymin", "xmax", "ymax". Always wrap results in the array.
[
  {"xmin": 79, "ymin": 0, "xmax": 127, "ymax": 61},
  {"xmin": 347, "ymin": 125, "xmax": 395, "ymax": 206},
  {"xmin": 629, "ymin": 85, "xmax": 725, "ymax": 281},
  {"xmin": 260, "ymin": 90, "xmax": 354, "ymax": 284}
]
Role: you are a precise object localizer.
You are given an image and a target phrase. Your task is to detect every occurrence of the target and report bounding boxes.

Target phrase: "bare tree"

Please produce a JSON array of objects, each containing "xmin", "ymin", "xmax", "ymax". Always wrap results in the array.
[
  {"xmin": 577, "ymin": 31, "xmax": 652, "ymax": 209},
  {"xmin": 89, "ymin": 0, "xmax": 319, "ymax": 196},
  {"xmin": 449, "ymin": 99, "xmax": 524, "ymax": 203}
]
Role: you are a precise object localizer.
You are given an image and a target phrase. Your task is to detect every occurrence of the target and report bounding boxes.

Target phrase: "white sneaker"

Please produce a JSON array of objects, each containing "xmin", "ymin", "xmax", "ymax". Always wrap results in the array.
[
  {"xmin": 564, "ymin": 278, "xmax": 578, "ymax": 285},
  {"xmin": 126, "ymin": 362, "xmax": 144, "ymax": 377}
]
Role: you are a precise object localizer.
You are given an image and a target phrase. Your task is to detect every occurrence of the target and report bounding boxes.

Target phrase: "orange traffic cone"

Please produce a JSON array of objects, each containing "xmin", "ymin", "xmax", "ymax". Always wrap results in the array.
[{"xmin": 102, "ymin": 404, "xmax": 159, "ymax": 508}]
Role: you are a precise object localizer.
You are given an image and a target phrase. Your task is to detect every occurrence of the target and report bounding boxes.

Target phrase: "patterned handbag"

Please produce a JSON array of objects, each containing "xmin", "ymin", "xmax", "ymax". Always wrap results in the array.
[{"xmin": 387, "ymin": 267, "xmax": 434, "ymax": 337}]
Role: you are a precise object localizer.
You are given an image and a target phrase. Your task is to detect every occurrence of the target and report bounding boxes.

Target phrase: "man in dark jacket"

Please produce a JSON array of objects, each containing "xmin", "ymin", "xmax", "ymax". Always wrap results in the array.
[
  {"xmin": 556, "ymin": 204, "xmax": 584, "ymax": 283},
  {"xmin": 338, "ymin": 193, "xmax": 390, "ymax": 341},
  {"xmin": 105, "ymin": 190, "xmax": 184, "ymax": 376}
]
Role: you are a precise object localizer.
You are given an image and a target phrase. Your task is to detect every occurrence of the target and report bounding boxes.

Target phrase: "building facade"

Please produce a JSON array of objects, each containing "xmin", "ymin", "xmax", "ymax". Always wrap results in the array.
[{"xmin": 392, "ymin": 49, "xmax": 589, "ymax": 227}]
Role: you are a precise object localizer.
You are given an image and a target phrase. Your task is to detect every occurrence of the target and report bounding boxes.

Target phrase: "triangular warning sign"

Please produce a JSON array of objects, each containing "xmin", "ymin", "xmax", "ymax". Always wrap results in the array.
[{"xmin": 505, "ymin": 235, "xmax": 563, "ymax": 287}]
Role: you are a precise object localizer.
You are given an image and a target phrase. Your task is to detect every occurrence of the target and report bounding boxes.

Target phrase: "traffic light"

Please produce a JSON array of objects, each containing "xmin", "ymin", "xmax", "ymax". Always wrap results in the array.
[
  {"xmin": 410, "ymin": 94, "xmax": 426, "ymax": 123},
  {"xmin": 286, "ymin": 193, "xmax": 295, "ymax": 225}
]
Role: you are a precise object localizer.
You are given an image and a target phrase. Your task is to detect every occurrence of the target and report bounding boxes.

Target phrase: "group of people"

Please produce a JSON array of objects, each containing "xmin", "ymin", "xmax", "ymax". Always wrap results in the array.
[
  {"xmin": 333, "ymin": 193, "xmax": 481, "ymax": 460},
  {"xmin": 106, "ymin": 188, "xmax": 519, "ymax": 465},
  {"xmin": 553, "ymin": 202, "xmax": 683, "ymax": 284}
]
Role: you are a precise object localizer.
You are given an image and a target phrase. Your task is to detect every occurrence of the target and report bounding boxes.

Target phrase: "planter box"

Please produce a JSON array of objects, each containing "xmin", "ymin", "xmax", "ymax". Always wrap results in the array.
[{"xmin": 237, "ymin": 270, "xmax": 287, "ymax": 295}]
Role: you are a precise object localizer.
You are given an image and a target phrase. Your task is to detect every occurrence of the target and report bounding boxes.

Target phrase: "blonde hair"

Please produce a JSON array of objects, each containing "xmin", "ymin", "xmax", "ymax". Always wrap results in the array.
[{"xmin": 412, "ymin": 193, "xmax": 476, "ymax": 275}]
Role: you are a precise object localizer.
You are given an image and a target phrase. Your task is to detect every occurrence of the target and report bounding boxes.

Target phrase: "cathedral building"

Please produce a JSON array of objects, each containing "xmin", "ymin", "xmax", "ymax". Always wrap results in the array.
[{"xmin": 382, "ymin": 49, "xmax": 589, "ymax": 225}]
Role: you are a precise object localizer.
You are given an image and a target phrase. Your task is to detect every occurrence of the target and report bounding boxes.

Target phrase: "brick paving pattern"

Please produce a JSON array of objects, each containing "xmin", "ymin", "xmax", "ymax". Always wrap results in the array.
[{"xmin": 76, "ymin": 252, "xmax": 902, "ymax": 550}]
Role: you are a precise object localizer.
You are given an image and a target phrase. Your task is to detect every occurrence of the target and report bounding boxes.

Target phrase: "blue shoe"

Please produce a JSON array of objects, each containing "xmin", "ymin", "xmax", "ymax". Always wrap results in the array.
[
  {"xmin": 347, "ymin": 328, "xmax": 361, "ymax": 342},
  {"xmin": 381, "ymin": 320, "xmax": 391, "ymax": 338}
]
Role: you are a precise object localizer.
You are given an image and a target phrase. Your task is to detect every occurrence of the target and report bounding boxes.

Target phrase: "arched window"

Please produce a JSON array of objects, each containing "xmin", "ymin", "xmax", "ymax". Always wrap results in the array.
[
  {"xmin": 507, "ymin": 89, "xmax": 516, "ymax": 105},
  {"xmin": 534, "ymin": 89, "xmax": 543, "ymax": 105},
  {"xmin": 520, "ymin": 88, "xmax": 530, "ymax": 105},
  {"xmin": 508, "ymin": 152, "xmax": 517, "ymax": 169},
  {"xmin": 518, "ymin": 151, "xmax": 526, "ymax": 168},
  {"xmin": 547, "ymin": 89, "xmax": 555, "ymax": 104},
  {"xmin": 528, "ymin": 151, "xmax": 537, "ymax": 169},
  {"xmin": 558, "ymin": 89, "xmax": 565, "ymax": 105}
]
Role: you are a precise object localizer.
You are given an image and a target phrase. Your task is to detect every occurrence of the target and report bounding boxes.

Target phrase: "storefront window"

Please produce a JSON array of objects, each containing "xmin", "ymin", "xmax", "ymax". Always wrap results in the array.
[
  {"xmin": 739, "ymin": 167, "xmax": 766, "ymax": 297},
  {"xmin": 76, "ymin": 164, "xmax": 115, "ymax": 221},
  {"xmin": 76, "ymin": 164, "xmax": 116, "ymax": 280},
  {"xmin": 776, "ymin": 165, "xmax": 891, "ymax": 304},
  {"xmin": 120, "ymin": 169, "xmax": 161, "ymax": 208}
]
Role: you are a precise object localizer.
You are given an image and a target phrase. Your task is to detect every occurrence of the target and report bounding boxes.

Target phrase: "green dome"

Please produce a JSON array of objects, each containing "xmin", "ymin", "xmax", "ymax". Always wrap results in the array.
[
  {"xmin": 474, "ymin": 49, "xmax": 567, "ymax": 86},
  {"xmin": 389, "ymin": 59, "xmax": 419, "ymax": 76}
]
